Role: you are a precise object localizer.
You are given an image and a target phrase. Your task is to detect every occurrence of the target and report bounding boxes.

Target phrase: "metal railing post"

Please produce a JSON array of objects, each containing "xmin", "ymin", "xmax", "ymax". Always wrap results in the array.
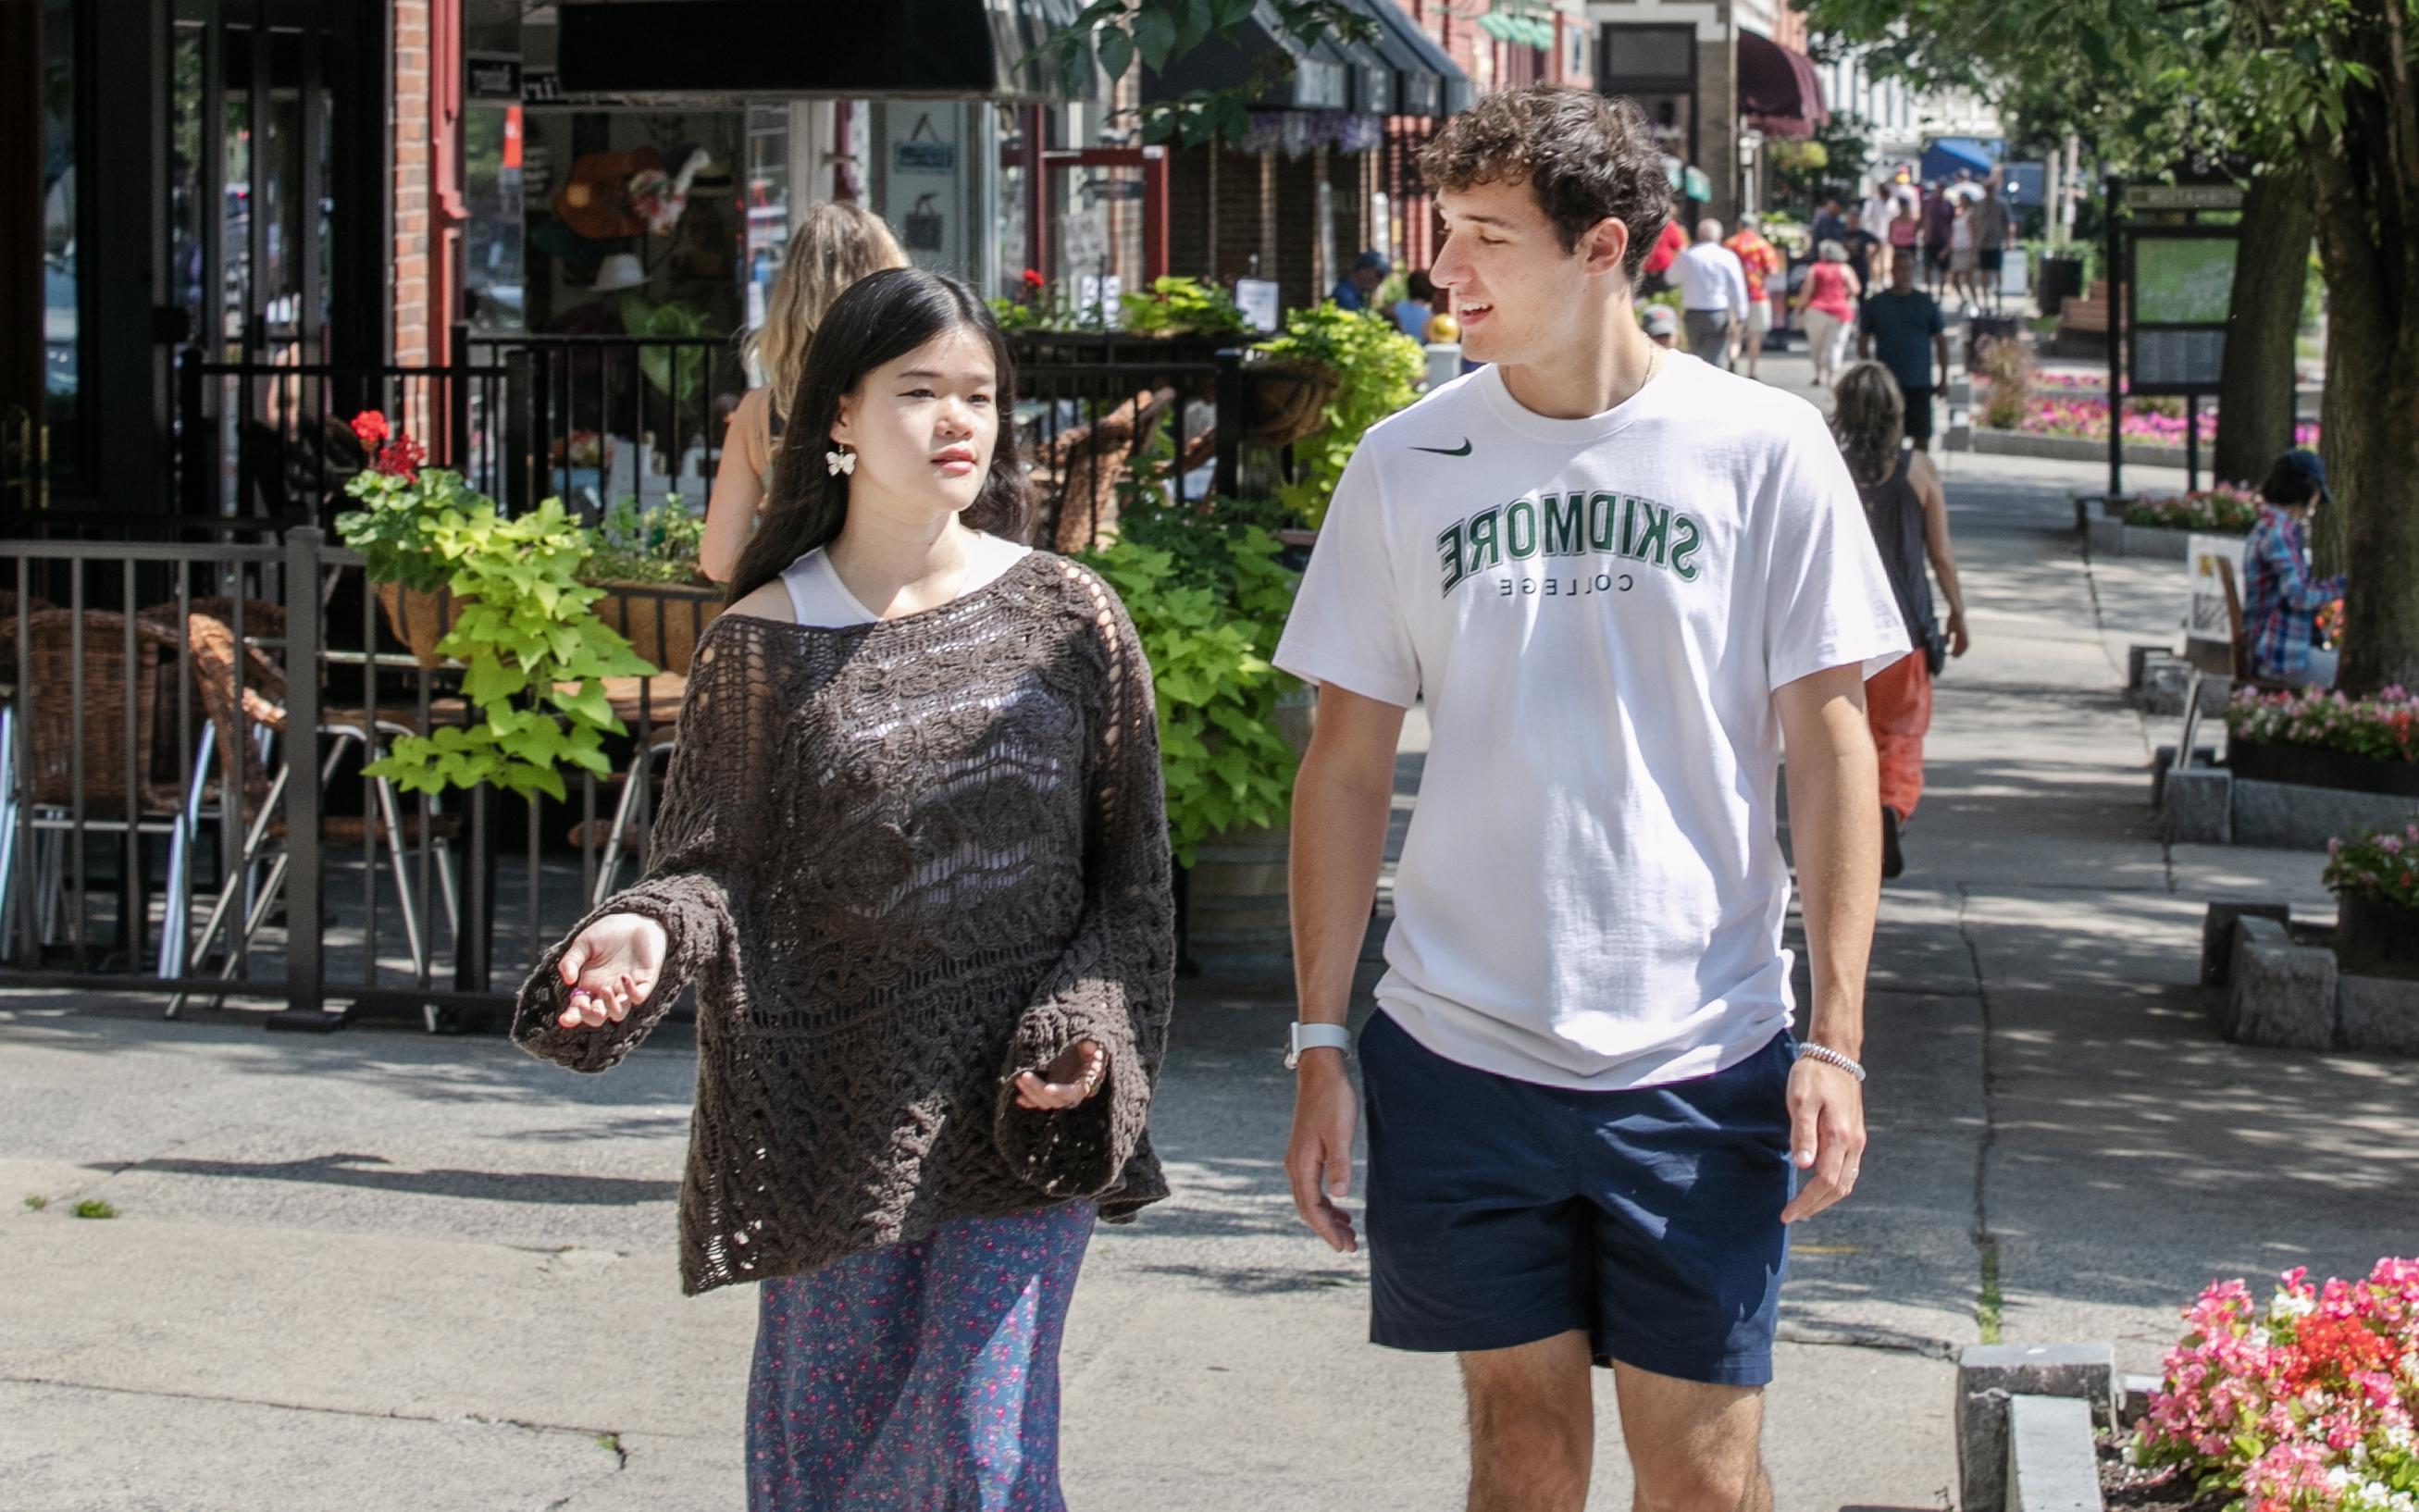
[
  {"xmin": 177, "ymin": 348, "xmax": 205, "ymax": 518},
  {"xmin": 1213, "ymin": 349, "xmax": 1244, "ymax": 501},
  {"xmin": 267, "ymin": 526, "xmax": 334, "ymax": 1032}
]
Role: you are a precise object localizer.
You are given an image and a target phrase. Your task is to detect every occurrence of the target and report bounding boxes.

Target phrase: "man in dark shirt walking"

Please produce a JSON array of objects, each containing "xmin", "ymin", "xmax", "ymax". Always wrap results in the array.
[{"xmin": 1858, "ymin": 255, "xmax": 1950, "ymax": 447}]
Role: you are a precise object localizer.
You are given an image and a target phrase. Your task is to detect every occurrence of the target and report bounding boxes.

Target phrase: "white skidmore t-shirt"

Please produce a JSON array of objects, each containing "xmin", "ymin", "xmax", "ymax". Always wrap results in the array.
[{"xmin": 1273, "ymin": 354, "xmax": 1908, "ymax": 1091}]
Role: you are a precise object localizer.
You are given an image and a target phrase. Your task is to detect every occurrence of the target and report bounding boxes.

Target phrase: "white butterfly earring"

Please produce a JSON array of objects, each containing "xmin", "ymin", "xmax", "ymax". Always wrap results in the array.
[{"xmin": 825, "ymin": 443, "xmax": 856, "ymax": 477}]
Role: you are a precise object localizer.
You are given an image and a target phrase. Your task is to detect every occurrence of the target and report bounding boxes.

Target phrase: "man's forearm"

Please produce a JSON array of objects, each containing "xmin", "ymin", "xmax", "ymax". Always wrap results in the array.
[
  {"xmin": 1783, "ymin": 712, "xmax": 1881, "ymax": 1060},
  {"xmin": 1290, "ymin": 752, "xmax": 1396, "ymax": 1027}
]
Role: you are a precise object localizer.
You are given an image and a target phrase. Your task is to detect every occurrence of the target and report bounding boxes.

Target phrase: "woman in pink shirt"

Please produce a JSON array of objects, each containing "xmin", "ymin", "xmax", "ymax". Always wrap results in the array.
[{"xmin": 1793, "ymin": 241, "xmax": 1862, "ymax": 386}]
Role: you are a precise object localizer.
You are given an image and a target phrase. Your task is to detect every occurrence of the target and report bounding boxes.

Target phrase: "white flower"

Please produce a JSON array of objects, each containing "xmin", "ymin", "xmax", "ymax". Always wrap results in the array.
[{"xmin": 2273, "ymin": 1291, "xmax": 2316, "ymax": 1319}]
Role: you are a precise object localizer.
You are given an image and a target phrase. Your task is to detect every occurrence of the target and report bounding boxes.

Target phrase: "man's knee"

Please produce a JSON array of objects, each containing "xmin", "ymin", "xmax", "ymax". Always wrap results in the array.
[{"xmin": 1631, "ymin": 1456, "xmax": 1769, "ymax": 1512}]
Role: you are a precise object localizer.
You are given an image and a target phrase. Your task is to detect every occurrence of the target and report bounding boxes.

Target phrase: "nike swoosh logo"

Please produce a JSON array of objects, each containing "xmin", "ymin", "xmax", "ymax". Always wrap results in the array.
[{"xmin": 1409, "ymin": 439, "xmax": 1473, "ymax": 456}]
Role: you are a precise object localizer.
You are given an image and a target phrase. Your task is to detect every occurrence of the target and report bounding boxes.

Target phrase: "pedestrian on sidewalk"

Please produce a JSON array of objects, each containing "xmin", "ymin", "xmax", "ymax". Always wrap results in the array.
[
  {"xmin": 1278, "ymin": 83, "xmax": 1906, "ymax": 1512},
  {"xmin": 1830, "ymin": 362, "xmax": 1971, "ymax": 879},
  {"xmin": 701, "ymin": 202, "xmax": 910, "ymax": 582},
  {"xmin": 1888, "ymin": 197, "xmax": 1923, "ymax": 298},
  {"xmin": 1947, "ymin": 198, "xmax": 1979, "ymax": 309},
  {"xmin": 1842, "ymin": 210, "xmax": 1883, "ymax": 318},
  {"xmin": 515, "ymin": 266, "xmax": 1175, "ymax": 1512},
  {"xmin": 1922, "ymin": 184, "xmax": 1954, "ymax": 296},
  {"xmin": 1793, "ymin": 241, "xmax": 1861, "ymax": 388},
  {"xmin": 2244, "ymin": 447, "xmax": 2348, "ymax": 688},
  {"xmin": 1811, "ymin": 196, "xmax": 1847, "ymax": 252},
  {"xmin": 1725, "ymin": 214, "xmax": 1786, "ymax": 381},
  {"xmin": 1858, "ymin": 256, "xmax": 1950, "ymax": 450},
  {"xmin": 1677, "ymin": 217, "xmax": 1751, "ymax": 370},
  {"xmin": 1970, "ymin": 181, "xmax": 2011, "ymax": 315}
]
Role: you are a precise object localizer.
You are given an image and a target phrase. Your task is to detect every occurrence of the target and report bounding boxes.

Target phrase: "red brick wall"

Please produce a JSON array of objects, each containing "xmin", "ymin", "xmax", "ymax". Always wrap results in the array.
[
  {"xmin": 1169, "ymin": 143, "xmax": 1281, "ymax": 286},
  {"xmin": 392, "ymin": 0, "xmax": 431, "ymax": 366}
]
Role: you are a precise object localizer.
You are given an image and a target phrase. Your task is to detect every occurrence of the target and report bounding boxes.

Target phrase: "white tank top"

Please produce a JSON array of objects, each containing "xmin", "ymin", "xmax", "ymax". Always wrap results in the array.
[{"xmin": 779, "ymin": 532, "xmax": 1034, "ymax": 627}]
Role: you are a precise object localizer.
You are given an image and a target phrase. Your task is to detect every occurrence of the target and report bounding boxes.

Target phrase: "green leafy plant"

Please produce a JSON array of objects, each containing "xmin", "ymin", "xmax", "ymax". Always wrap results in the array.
[
  {"xmin": 337, "ymin": 411, "xmax": 658, "ymax": 800},
  {"xmin": 22, "ymin": 1195, "xmax": 47, "ymax": 1210},
  {"xmin": 71, "ymin": 1198, "xmax": 116, "ymax": 1220},
  {"xmin": 365, "ymin": 498, "xmax": 655, "ymax": 801},
  {"xmin": 2326, "ymin": 820, "xmax": 2419, "ymax": 910},
  {"xmin": 583, "ymin": 494, "xmax": 711, "ymax": 587},
  {"xmin": 1252, "ymin": 302, "xmax": 1425, "ymax": 528},
  {"xmin": 1974, "ymin": 335, "xmax": 2038, "ymax": 430},
  {"xmin": 1079, "ymin": 493, "xmax": 1301, "ymax": 864},
  {"xmin": 618, "ymin": 294, "xmax": 714, "ymax": 405},
  {"xmin": 1119, "ymin": 275, "xmax": 1251, "ymax": 337}
]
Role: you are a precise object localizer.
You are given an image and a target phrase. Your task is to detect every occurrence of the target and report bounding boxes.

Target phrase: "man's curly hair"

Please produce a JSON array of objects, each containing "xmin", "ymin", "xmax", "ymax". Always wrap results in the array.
[{"xmin": 1418, "ymin": 85, "xmax": 1673, "ymax": 280}]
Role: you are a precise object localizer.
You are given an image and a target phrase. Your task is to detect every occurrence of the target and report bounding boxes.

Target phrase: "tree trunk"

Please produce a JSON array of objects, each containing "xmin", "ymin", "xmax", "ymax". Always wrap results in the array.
[
  {"xmin": 2213, "ymin": 161, "xmax": 2313, "ymax": 490},
  {"xmin": 2300, "ymin": 0, "xmax": 2419, "ymax": 696}
]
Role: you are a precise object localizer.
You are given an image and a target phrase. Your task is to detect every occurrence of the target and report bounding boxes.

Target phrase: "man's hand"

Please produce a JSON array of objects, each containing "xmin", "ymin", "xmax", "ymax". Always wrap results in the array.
[
  {"xmin": 1779, "ymin": 1056, "xmax": 1867, "ymax": 1223},
  {"xmin": 1946, "ymin": 610, "xmax": 1972, "ymax": 658},
  {"xmin": 1285, "ymin": 1052, "xmax": 1359, "ymax": 1252}
]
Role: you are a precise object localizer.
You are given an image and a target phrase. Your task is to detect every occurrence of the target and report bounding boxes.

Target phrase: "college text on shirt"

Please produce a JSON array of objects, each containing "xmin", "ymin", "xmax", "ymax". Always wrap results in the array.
[{"xmin": 1434, "ymin": 488, "xmax": 1706, "ymax": 600}]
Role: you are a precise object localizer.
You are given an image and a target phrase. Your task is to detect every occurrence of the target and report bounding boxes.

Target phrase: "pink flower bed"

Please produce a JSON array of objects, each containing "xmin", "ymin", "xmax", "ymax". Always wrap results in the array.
[
  {"xmin": 2015, "ymin": 396, "xmax": 2321, "ymax": 449},
  {"xmin": 2130, "ymin": 1261, "xmax": 2419, "ymax": 1512}
]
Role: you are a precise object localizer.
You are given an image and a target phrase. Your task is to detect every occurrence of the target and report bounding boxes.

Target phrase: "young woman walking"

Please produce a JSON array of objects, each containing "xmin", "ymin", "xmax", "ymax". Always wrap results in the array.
[
  {"xmin": 515, "ymin": 266, "xmax": 1176, "ymax": 1511},
  {"xmin": 1830, "ymin": 361, "xmax": 1970, "ymax": 880},
  {"xmin": 701, "ymin": 202, "xmax": 910, "ymax": 581}
]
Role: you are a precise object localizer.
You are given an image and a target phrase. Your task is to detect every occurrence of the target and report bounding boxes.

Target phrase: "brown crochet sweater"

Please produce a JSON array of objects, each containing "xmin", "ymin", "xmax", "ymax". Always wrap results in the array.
[{"xmin": 512, "ymin": 552, "xmax": 1175, "ymax": 1295}]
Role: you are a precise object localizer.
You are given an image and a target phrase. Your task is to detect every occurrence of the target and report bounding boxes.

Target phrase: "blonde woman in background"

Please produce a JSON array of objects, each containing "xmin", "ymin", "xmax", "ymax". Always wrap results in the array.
[{"xmin": 700, "ymin": 202, "xmax": 910, "ymax": 581}]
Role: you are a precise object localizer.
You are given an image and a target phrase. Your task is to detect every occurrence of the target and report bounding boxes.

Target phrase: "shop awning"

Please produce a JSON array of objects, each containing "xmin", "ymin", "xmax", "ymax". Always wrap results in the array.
[
  {"xmin": 1339, "ymin": 28, "xmax": 1400, "ymax": 117},
  {"xmin": 1921, "ymin": 136, "xmax": 2000, "ymax": 182},
  {"xmin": 1359, "ymin": 0, "xmax": 1472, "ymax": 117},
  {"xmin": 1736, "ymin": 30, "xmax": 1827, "ymax": 140},
  {"xmin": 555, "ymin": 0, "xmax": 1099, "ymax": 103},
  {"xmin": 1141, "ymin": 0, "xmax": 1355, "ymax": 111}
]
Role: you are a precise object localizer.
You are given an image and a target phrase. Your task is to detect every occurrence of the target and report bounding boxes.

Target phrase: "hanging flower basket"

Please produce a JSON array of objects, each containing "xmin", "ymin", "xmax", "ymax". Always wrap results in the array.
[{"xmin": 1244, "ymin": 362, "xmax": 1338, "ymax": 446}]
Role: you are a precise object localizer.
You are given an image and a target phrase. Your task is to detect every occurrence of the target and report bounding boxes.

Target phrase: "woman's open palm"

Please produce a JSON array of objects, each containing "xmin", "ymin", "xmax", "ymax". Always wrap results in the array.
[{"xmin": 555, "ymin": 913, "xmax": 668, "ymax": 1029}]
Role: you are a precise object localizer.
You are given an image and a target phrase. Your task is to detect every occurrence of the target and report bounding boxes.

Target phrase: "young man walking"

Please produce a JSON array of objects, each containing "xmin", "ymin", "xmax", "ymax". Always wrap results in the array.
[
  {"xmin": 1276, "ymin": 85, "xmax": 1906, "ymax": 1512},
  {"xmin": 1859, "ymin": 254, "xmax": 1952, "ymax": 450}
]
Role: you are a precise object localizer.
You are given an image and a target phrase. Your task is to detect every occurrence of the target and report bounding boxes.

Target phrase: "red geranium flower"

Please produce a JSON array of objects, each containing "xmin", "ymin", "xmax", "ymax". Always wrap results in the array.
[
  {"xmin": 373, "ymin": 434, "xmax": 426, "ymax": 482},
  {"xmin": 1022, "ymin": 268, "xmax": 1045, "ymax": 288},
  {"xmin": 350, "ymin": 410, "xmax": 390, "ymax": 452}
]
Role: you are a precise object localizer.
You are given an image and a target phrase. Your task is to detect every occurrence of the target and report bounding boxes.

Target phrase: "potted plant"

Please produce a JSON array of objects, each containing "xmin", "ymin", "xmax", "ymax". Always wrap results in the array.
[
  {"xmin": 1117, "ymin": 276, "xmax": 1252, "ymax": 338},
  {"xmin": 2326, "ymin": 820, "xmax": 2419, "ymax": 978},
  {"xmin": 1078, "ymin": 491, "xmax": 1303, "ymax": 973},
  {"xmin": 335, "ymin": 411, "xmax": 656, "ymax": 801},
  {"xmin": 2121, "ymin": 1260, "xmax": 2419, "ymax": 1507},
  {"xmin": 577, "ymin": 495, "xmax": 721, "ymax": 675},
  {"xmin": 1249, "ymin": 302, "xmax": 1425, "ymax": 527},
  {"xmin": 2120, "ymin": 483, "xmax": 2262, "ymax": 537},
  {"xmin": 2225, "ymin": 685, "xmax": 2419, "ymax": 799},
  {"xmin": 336, "ymin": 411, "xmax": 464, "ymax": 667}
]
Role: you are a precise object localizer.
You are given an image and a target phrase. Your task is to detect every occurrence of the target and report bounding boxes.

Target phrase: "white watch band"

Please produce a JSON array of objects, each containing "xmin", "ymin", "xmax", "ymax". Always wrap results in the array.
[{"xmin": 1286, "ymin": 1022, "xmax": 1354, "ymax": 1070}]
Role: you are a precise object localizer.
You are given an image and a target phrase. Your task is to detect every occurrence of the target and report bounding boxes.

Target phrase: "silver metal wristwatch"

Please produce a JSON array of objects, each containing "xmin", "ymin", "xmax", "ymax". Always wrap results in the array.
[{"xmin": 1285, "ymin": 1022, "xmax": 1354, "ymax": 1070}]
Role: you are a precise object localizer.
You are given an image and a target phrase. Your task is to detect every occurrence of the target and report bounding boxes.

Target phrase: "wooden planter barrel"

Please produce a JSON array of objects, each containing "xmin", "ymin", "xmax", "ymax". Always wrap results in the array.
[
  {"xmin": 2228, "ymin": 737, "xmax": 2419, "ymax": 799},
  {"xmin": 1245, "ymin": 363, "xmax": 1339, "ymax": 446}
]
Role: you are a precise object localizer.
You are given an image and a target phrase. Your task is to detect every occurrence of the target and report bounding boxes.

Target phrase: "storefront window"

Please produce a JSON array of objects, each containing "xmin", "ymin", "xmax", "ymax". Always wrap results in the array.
[
  {"xmin": 463, "ymin": 103, "xmax": 526, "ymax": 331},
  {"xmin": 41, "ymin": 0, "xmax": 78, "ymax": 449},
  {"xmin": 518, "ymin": 109, "xmax": 744, "ymax": 340},
  {"xmin": 742, "ymin": 104, "xmax": 791, "ymax": 333}
]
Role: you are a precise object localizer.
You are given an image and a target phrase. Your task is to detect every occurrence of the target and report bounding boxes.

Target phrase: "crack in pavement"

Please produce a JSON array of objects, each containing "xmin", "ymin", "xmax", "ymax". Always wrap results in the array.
[
  {"xmin": 0, "ymin": 1372, "xmax": 709, "ymax": 1448},
  {"xmin": 1774, "ymin": 1322, "xmax": 1959, "ymax": 1361},
  {"xmin": 1954, "ymin": 882, "xmax": 2003, "ymax": 1345}
]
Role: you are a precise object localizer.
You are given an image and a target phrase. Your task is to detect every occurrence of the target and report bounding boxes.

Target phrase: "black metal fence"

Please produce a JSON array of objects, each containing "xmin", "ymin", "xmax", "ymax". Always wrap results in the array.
[{"xmin": 0, "ymin": 531, "xmax": 705, "ymax": 1031}]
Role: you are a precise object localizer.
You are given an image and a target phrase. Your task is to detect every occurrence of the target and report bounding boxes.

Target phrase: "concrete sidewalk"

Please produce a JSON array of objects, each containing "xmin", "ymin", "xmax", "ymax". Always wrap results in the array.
[{"xmin": 6, "ymin": 365, "xmax": 2415, "ymax": 1511}]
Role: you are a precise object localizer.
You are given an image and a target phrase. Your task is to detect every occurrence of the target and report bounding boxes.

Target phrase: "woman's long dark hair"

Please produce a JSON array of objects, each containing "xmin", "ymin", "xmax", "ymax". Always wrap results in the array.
[
  {"xmin": 1830, "ymin": 360, "xmax": 1907, "ymax": 490},
  {"xmin": 726, "ymin": 267, "xmax": 1033, "ymax": 605}
]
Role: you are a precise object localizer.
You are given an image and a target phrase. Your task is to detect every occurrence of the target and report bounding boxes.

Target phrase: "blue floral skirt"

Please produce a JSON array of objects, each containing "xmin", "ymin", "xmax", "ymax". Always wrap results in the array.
[{"xmin": 746, "ymin": 1203, "xmax": 1096, "ymax": 1512}]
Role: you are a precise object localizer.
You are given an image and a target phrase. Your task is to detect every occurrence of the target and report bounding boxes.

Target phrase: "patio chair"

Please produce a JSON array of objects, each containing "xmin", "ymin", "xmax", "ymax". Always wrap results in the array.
[
  {"xmin": 560, "ymin": 673, "xmax": 688, "ymax": 906},
  {"xmin": 167, "ymin": 613, "xmax": 465, "ymax": 1015},
  {"xmin": 0, "ymin": 611, "xmax": 213, "ymax": 973}
]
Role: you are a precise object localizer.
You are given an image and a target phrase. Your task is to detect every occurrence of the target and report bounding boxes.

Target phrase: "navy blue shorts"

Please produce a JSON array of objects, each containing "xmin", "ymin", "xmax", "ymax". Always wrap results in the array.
[{"xmin": 1359, "ymin": 1011, "xmax": 1795, "ymax": 1386}]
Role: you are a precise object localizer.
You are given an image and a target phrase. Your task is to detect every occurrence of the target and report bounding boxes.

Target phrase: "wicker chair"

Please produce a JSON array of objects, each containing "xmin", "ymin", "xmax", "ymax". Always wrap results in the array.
[
  {"xmin": 0, "ymin": 611, "xmax": 214, "ymax": 972},
  {"xmin": 167, "ymin": 613, "xmax": 465, "ymax": 1015}
]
